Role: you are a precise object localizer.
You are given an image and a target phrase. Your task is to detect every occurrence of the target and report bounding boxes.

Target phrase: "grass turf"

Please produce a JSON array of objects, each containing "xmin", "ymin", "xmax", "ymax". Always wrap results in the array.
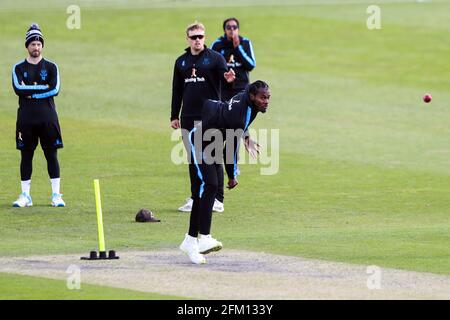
[
  {"xmin": 0, "ymin": 0, "xmax": 449, "ymax": 297},
  {"xmin": 0, "ymin": 272, "xmax": 185, "ymax": 300}
]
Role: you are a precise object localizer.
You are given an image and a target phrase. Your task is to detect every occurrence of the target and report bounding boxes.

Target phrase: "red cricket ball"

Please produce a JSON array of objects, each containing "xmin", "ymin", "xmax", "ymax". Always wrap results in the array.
[{"xmin": 423, "ymin": 93, "xmax": 432, "ymax": 103}]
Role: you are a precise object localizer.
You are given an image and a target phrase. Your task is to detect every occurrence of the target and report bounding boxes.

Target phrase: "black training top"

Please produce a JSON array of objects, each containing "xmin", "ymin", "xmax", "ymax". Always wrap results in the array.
[
  {"xmin": 201, "ymin": 89, "xmax": 259, "ymax": 179},
  {"xmin": 211, "ymin": 35, "xmax": 256, "ymax": 92},
  {"xmin": 171, "ymin": 47, "xmax": 228, "ymax": 121},
  {"xmin": 12, "ymin": 58, "xmax": 60, "ymax": 124}
]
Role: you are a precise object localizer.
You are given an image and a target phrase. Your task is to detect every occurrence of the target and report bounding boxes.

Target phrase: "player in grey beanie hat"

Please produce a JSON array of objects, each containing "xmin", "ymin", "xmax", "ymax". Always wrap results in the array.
[{"xmin": 25, "ymin": 23, "xmax": 44, "ymax": 48}]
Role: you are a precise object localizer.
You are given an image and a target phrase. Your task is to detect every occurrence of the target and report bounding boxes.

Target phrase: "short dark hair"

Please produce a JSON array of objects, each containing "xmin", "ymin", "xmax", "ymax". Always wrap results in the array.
[
  {"xmin": 248, "ymin": 80, "xmax": 269, "ymax": 96},
  {"xmin": 223, "ymin": 17, "xmax": 240, "ymax": 31}
]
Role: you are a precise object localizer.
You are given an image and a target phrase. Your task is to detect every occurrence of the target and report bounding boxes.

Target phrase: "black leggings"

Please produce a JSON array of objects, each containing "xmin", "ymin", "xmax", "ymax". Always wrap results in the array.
[
  {"xmin": 188, "ymin": 162, "xmax": 219, "ymax": 237},
  {"xmin": 187, "ymin": 128, "xmax": 223, "ymax": 237},
  {"xmin": 20, "ymin": 149, "xmax": 60, "ymax": 181},
  {"xmin": 182, "ymin": 117, "xmax": 224, "ymax": 203}
]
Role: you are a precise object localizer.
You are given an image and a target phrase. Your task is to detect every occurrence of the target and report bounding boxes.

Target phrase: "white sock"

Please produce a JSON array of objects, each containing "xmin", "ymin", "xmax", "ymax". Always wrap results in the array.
[
  {"xmin": 50, "ymin": 178, "xmax": 60, "ymax": 194},
  {"xmin": 21, "ymin": 180, "xmax": 31, "ymax": 195}
]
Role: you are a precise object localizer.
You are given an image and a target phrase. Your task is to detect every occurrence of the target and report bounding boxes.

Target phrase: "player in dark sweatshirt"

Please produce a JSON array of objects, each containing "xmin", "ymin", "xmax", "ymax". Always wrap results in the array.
[
  {"xmin": 12, "ymin": 23, "xmax": 65, "ymax": 208},
  {"xmin": 211, "ymin": 18, "xmax": 256, "ymax": 102},
  {"xmin": 171, "ymin": 22, "xmax": 235, "ymax": 215},
  {"xmin": 179, "ymin": 80, "xmax": 270, "ymax": 264}
]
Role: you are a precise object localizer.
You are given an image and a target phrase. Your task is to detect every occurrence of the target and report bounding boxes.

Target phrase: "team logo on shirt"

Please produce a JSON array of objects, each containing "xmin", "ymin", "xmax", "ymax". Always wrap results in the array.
[
  {"xmin": 40, "ymin": 69, "xmax": 47, "ymax": 81},
  {"xmin": 202, "ymin": 57, "xmax": 210, "ymax": 65},
  {"xmin": 191, "ymin": 67, "xmax": 197, "ymax": 78},
  {"xmin": 54, "ymin": 139, "xmax": 62, "ymax": 147},
  {"xmin": 23, "ymin": 72, "xmax": 28, "ymax": 78}
]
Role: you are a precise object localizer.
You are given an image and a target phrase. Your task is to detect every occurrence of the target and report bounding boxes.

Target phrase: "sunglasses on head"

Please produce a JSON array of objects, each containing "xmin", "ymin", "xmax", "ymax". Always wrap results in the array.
[
  {"xmin": 226, "ymin": 25, "xmax": 238, "ymax": 30},
  {"xmin": 189, "ymin": 34, "xmax": 204, "ymax": 40}
]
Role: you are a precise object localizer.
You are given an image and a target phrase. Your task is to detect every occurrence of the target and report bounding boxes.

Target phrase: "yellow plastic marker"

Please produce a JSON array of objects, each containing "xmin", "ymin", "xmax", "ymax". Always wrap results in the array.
[
  {"xmin": 80, "ymin": 180, "xmax": 118, "ymax": 260},
  {"xmin": 94, "ymin": 179, "xmax": 106, "ymax": 253}
]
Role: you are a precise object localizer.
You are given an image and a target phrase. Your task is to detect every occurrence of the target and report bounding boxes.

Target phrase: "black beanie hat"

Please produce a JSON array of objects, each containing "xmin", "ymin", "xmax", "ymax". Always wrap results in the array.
[{"xmin": 25, "ymin": 23, "xmax": 44, "ymax": 48}]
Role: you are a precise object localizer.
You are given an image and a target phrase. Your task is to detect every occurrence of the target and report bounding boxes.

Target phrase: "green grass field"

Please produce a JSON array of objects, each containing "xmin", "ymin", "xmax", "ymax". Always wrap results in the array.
[
  {"xmin": 0, "ymin": 272, "xmax": 184, "ymax": 299},
  {"xmin": 1, "ymin": 0, "xmax": 449, "ymax": 299}
]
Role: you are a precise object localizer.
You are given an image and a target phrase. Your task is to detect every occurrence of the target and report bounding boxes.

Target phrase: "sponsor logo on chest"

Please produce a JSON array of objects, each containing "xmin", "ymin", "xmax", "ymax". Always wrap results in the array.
[{"xmin": 185, "ymin": 67, "xmax": 205, "ymax": 83}]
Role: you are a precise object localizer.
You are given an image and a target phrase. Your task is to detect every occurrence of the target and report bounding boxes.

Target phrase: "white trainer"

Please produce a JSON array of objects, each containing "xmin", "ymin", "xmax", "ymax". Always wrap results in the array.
[
  {"xmin": 198, "ymin": 234, "xmax": 223, "ymax": 254},
  {"xmin": 213, "ymin": 199, "xmax": 224, "ymax": 213},
  {"xmin": 178, "ymin": 198, "xmax": 193, "ymax": 212},
  {"xmin": 12, "ymin": 193, "xmax": 33, "ymax": 208},
  {"xmin": 179, "ymin": 234, "xmax": 206, "ymax": 264},
  {"xmin": 51, "ymin": 193, "xmax": 65, "ymax": 207}
]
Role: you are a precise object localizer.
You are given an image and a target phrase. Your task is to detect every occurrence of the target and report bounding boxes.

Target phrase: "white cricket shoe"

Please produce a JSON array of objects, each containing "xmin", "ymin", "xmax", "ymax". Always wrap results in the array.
[
  {"xmin": 179, "ymin": 234, "xmax": 206, "ymax": 264},
  {"xmin": 198, "ymin": 234, "xmax": 223, "ymax": 254},
  {"xmin": 51, "ymin": 193, "xmax": 65, "ymax": 207},
  {"xmin": 178, "ymin": 198, "xmax": 193, "ymax": 212},
  {"xmin": 213, "ymin": 199, "xmax": 224, "ymax": 213},
  {"xmin": 12, "ymin": 193, "xmax": 33, "ymax": 208}
]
